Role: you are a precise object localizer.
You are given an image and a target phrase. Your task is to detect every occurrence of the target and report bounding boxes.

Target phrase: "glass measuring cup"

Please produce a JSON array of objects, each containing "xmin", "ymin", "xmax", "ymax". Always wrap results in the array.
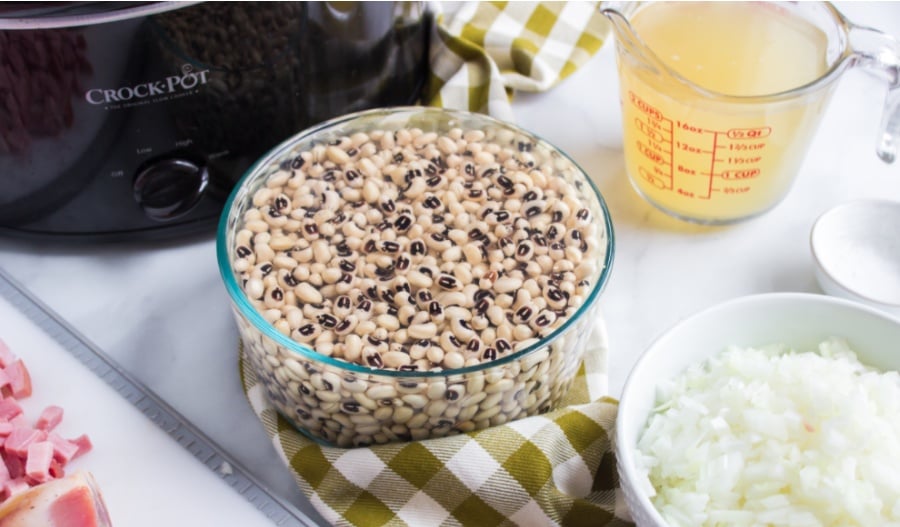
[{"xmin": 602, "ymin": 2, "xmax": 900, "ymax": 224}]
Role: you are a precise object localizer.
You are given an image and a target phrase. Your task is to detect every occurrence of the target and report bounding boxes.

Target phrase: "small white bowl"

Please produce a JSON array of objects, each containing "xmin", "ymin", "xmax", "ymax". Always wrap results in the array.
[
  {"xmin": 810, "ymin": 199, "xmax": 900, "ymax": 316},
  {"xmin": 616, "ymin": 293, "xmax": 900, "ymax": 527}
]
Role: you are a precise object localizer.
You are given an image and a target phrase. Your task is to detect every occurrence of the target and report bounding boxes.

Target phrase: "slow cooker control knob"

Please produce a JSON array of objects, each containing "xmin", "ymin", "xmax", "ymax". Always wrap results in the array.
[{"xmin": 133, "ymin": 158, "xmax": 209, "ymax": 221}]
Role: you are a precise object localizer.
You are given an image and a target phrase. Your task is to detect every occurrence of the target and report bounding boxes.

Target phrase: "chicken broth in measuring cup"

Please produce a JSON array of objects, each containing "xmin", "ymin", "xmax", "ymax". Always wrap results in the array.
[
  {"xmin": 603, "ymin": 1, "xmax": 900, "ymax": 224},
  {"xmin": 635, "ymin": 3, "xmax": 828, "ymax": 96}
]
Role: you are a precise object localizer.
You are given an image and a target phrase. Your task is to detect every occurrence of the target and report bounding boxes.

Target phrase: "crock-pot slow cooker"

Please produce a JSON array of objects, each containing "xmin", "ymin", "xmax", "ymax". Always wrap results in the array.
[{"xmin": 0, "ymin": 1, "xmax": 431, "ymax": 240}]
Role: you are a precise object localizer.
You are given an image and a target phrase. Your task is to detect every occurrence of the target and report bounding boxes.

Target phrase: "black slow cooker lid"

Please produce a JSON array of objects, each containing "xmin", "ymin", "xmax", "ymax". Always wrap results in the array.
[{"xmin": 0, "ymin": 2, "xmax": 197, "ymax": 29}]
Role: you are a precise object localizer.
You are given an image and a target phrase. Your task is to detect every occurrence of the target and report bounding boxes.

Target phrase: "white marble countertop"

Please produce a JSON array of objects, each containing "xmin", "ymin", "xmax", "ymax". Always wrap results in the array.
[{"xmin": 1, "ymin": 2, "xmax": 899, "ymax": 525}]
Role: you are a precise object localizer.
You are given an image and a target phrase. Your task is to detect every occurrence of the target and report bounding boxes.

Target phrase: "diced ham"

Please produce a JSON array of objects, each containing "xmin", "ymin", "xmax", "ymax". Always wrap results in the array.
[
  {"xmin": 35, "ymin": 406, "xmax": 64, "ymax": 432},
  {"xmin": 0, "ymin": 472, "xmax": 110, "ymax": 527},
  {"xmin": 0, "ymin": 478, "xmax": 29, "ymax": 503},
  {"xmin": 46, "ymin": 434, "xmax": 80, "ymax": 465},
  {"xmin": 25, "ymin": 442, "xmax": 53, "ymax": 484},
  {"xmin": 48, "ymin": 460, "xmax": 64, "ymax": 481},
  {"xmin": 0, "ymin": 342, "xmax": 15, "ymax": 370},
  {"xmin": 1, "ymin": 362, "xmax": 29, "ymax": 400},
  {"xmin": 0, "ymin": 457, "xmax": 9, "ymax": 486},
  {"xmin": 0, "ymin": 372, "xmax": 11, "ymax": 399},
  {"xmin": 4, "ymin": 418, "xmax": 24, "ymax": 431},
  {"xmin": 68, "ymin": 435, "xmax": 92, "ymax": 461},
  {"xmin": 1, "ymin": 456, "xmax": 22, "ymax": 481},
  {"xmin": 0, "ymin": 401, "xmax": 20, "ymax": 424},
  {"xmin": 0, "ymin": 341, "xmax": 104, "ymax": 522},
  {"xmin": 3, "ymin": 428, "xmax": 46, "ymax": 458}
]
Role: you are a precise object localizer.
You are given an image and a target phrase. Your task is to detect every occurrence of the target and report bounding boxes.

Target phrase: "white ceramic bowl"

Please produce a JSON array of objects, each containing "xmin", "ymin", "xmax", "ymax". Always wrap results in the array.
[
  {"xmin": 616, "ymin": 293, "xmax": 900, "ymax": 527},
  {"xmin": 810, "ymin": 199, "xmax": 900, "ymax": 316}
]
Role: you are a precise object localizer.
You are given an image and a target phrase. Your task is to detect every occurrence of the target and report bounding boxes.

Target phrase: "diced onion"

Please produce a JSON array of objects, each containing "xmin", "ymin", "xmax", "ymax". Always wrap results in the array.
[{"xmin": 637, "ymin": 337, "xmax": 900, "ymax": 526}]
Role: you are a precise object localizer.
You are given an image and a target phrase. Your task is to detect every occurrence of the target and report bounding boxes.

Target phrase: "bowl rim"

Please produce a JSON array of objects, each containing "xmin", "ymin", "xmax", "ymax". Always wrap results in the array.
[
  {"xmin": 215, "ymin": 106, "xmax": 616, "ymax": 378},
  {"xmin": 809, "ymin": 198, "xmax": 900, "ymax": 309},
  {"xmin": 615, "ymin": 291, "xmax": 900, "ymax": 526}
]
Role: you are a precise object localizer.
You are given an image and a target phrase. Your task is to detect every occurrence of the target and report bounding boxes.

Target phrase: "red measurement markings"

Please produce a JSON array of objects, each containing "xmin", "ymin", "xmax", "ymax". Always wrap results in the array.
[
  {"xmin": 638, "ymin": 141, "xmax": 668, "ymax": 165},
  {"xmin": 720, "ymin": 169, "xmax": 761, "ymax": 180},
  {"xmin": 708, "ymin": 129, "xmax": 718, "ymax": 199},
  {"xmin": 629, "ymin": 91, "xmax": 664, "ymax": 121},
  {"xmin": 727, "ymin": 127, "xmax": 771, "ymax": 139},
  {"xmin": 639, "ymin": 164, "xmax": 679, "ymax": 190},
  {"xmin": 727, "ymin": 155, "xmax": 762, "ymax": 164},
  {"xmin": 675, "ymin": 141, "xmax": 712, "ymax": 154},
  {"xmin": 635, "ymin": 118, "xmax": 669, "ymax": 144},
  {"xmin": 711, "ymin": 126, "xmax": 770, "ymax": 194},
  {"xmin": 677, "ymin": 120, "xmax": 707, "ymax": 133},
  {"xmin": 728, "ymin": 142, "xmax": 765, "ymax": 151},
  {"xmin": 629, "ymin": 91, "xmax": 673, "ymax": 189}
]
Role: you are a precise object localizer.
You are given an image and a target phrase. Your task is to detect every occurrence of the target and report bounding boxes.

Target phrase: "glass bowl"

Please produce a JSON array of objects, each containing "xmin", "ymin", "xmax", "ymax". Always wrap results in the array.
[{"xmin": 216, "ymin": 106, "xmax": 615, "ymax": 447}]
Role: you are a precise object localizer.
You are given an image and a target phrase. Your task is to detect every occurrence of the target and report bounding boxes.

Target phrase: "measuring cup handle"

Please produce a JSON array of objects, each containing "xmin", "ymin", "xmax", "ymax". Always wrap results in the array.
[{"xmin": 849, "ymin": 24, "xmax": 900, "ymax": 163}]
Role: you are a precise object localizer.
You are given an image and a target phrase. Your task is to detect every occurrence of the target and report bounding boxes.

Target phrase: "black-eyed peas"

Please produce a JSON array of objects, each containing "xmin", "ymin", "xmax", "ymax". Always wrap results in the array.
[{"xmin": 234, "ymin": 126, "xmax": 601, "ymax": 372}]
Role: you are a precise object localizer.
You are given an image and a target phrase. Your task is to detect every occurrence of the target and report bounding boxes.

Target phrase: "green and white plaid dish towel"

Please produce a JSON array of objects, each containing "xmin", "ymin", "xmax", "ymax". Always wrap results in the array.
[
  {"xmin": 424, "ymin": 1, "xmax": 610, "ymax": 120},
  {"xmin": 239, "ymin": 3, "xmax": 627, "ymax": 526},
  {"xmin": 240, "ymin": 322, "xmax": 630, "ymax": 527}
]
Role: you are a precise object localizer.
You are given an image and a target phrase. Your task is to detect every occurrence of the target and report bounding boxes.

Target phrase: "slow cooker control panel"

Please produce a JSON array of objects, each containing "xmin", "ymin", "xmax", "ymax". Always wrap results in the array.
[
  {"xmin": 132, "ymin": 158, "xmax": 209, "ymax": 222},
  {"xmin": 0, "ymin": 1, "xmax": 431, "ymax": 239}
]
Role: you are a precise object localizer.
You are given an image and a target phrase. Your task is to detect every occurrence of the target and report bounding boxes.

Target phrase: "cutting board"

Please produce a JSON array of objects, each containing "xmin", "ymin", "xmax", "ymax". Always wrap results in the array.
[{"xmin": 0, "ymin": 294, "xmax": 277, "ymax": 526}]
